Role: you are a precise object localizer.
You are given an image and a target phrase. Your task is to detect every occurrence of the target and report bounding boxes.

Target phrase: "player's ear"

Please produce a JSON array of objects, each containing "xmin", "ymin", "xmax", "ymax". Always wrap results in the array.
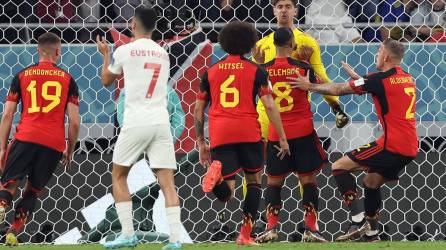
[
  {"xmin": 131, "ymin": 18, "xmax": 136, "ymax": 32},
  {"xmin": 55, "ymin": 46, "xmax": 61, "ymax": 59},
  {"xmin": 383, "ymin": 52, "xmax": 390, "ymax": 62}
]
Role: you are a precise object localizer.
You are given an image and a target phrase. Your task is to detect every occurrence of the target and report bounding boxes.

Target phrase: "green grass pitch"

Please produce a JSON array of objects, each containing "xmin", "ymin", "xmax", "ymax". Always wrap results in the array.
[{"xmin": 8, "ymin": 242, "xmax": 446, "ymax": 250}]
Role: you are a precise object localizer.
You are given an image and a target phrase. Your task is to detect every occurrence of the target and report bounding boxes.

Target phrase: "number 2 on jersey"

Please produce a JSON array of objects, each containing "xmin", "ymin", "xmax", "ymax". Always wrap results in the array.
[
  {"xmin": 220, "ymin": 75, "xmax": 240, "ymax": 108},
  {"xmin": 26, "ymin": 80, "xmax": 62, "ymax": 113},
  {"xmin": 404, "ymin": 87, "xmax": 416, "ymax": 119},
  {"xmin": 144, "ymin": 63, "xmax": 161, "ymax": 98}
]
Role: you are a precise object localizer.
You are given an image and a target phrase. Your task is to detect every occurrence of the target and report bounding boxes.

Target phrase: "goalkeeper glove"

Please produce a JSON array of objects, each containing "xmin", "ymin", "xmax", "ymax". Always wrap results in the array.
[{"xmin": 332, "ymin": 105, "xmax": 349, "ymax": 128}]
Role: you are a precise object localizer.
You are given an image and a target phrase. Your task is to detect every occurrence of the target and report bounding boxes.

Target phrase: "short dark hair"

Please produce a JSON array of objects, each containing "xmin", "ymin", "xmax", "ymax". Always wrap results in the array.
[
  {"xmin": 38, "ymin": 32, "xmax": 61, "ymax": 46},
  {"xmin": 383, "ymin": 38, "xmax": 405, "ymax": 60},
  {"xmin": 218, "ymin": 21, "xmax": 258, "ymax": 55},
  {"xmin": 134, "ymin": 7, "xmax": 158, "ymax": 32},
  {"xmin": 272, "ymin": 0, "xmax": 298, "ymax": 6},
  {"xmin": 274, "ymin": 27, "xmax": 294, "ymax": 47}
]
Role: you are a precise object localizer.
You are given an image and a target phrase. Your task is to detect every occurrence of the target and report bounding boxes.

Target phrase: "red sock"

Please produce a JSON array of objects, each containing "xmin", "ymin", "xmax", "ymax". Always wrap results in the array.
[
  {"xmin": 9, "ymin": 208, "xmax": 28, "ymax": 234},
  {"xmin": 304, "ymin": 204, "xmax": 318, "ymax": 232},
  {"xmin": 240, "ymin": 214, "xmax": 253, "ymax": 238},
  {"xmin": 266, "ymin": 204, "xmax": 280, "ymax": 230}
]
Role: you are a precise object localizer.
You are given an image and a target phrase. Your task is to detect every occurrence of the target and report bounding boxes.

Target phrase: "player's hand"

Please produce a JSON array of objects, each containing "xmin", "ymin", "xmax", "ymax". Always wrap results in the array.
[
  {"xmin": 332, "ymin": 105, "xmax": 350, "ymax": 128},
  {"xmin": 286, "ymin": 71, "xmax": 312, "ymax": 91},
  {"xmin": 341, "ymin": 61, "xmax": 361, "ymax": 80},
  {"xmin": 60, "ymin": 151, "xmax": 73, "ymax": 169},
  {"xmin": 274, "ymin": 138, "xmax": 290, "ymax": 160},
  {"xmin": 198, "ymin": 144, "xmax": 211, "ymax": 167},
  {"xmin": 296, "ymin": 45, "xmax": 314, "ymax": 63},
  {"xmin": 251, "ymin": 45, "xmax": 266, "ymax": 64},
  {"xmin": 96, "ymin": 35, "xmax": 110, "ymax": 56}
]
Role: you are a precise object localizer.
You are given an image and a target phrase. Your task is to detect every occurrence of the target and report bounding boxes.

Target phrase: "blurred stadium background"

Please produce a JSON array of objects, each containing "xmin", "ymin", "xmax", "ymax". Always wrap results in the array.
[{"xmin": 0, "ymin": 0, "xmax": 445, "ymax": 247}]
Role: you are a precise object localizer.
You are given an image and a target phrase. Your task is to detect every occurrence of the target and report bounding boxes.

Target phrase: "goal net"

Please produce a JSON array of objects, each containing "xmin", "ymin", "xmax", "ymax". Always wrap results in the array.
[{"xmin": 0, "ymin": 0, "xmax": 444, "ymax": 244}]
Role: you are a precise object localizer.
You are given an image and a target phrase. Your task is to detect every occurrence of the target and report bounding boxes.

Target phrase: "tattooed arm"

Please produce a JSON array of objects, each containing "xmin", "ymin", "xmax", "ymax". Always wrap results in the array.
[
  {"xmin": 287, "ymin": 71, "xmax": 356, "ymax": 96},
  {"xmin": 194, "ymin": 99, "xmax": 211, "ymax": 167}
]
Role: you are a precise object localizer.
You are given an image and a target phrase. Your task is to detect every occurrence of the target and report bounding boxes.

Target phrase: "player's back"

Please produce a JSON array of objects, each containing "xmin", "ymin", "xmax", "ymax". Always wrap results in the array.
[
  {"xmin": 376, "ymin": 67, "xmax": 418, "ymax": 156},
  {"xmin": 205, "ymin": 55, "xmax": 266, "ymax": 148},
  {"xmin": 9, "ymin": 61, "xmax": 78, "ymax": 152},
  {"xmin": 115, "ymin": 38, "xmax": 170, "ymax": 127},
  {"xmin": 355, "ymin": 67, "xmax": 418, "ymax": 157},
  {"xmin": 262, "ymin": 57, "xmax": 316, "ymax": 141}
]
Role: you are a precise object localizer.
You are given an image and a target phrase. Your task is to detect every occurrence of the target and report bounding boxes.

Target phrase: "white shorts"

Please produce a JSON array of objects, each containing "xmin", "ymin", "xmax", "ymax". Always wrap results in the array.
[{"xmin": 113, "ymin": 124, "xmax": 177, "ymax": 169}]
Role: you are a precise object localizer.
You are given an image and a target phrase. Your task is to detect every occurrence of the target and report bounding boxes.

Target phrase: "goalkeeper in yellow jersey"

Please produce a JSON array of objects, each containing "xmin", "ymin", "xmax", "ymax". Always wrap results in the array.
[{"xmin": 252, "ymin": 0, "xmax": 349, "ymax": 140}]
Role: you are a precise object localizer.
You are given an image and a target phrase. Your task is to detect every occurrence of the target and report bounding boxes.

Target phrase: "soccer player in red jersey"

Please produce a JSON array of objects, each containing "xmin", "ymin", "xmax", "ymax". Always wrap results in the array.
[
  {"xmin": 194, "ymin": 21, "xmax": 290, "ymax": 245},
  {"xmin": 288, "ymin": 38, "xmax": 418, "ymax": 242},
  {"xmin": 0, "ymin": 33, "xmax": 80, "ymax": 246},
  {"xmin": 254, "ymin": 27, "xmax": 328, "ymax": 243}
]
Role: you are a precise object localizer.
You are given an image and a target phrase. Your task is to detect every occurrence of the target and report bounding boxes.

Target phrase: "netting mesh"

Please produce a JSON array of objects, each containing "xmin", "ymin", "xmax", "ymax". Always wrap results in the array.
[{"xmin": 0, "ymin": 0, "xmax": 445, "ymax": 244}]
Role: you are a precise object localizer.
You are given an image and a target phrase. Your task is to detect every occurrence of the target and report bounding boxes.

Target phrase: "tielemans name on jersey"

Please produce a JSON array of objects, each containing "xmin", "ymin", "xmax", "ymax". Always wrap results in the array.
[{"xmin": 267, "ymin": 67, "xmax": 302, "ymax": 77}]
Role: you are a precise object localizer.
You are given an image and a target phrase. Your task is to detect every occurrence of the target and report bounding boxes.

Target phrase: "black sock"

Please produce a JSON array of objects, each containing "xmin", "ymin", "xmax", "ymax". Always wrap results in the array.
[
  {"xmin": 364, "ymin": 186, "xmax": 381, "ymax": 231},
  {"xmin": 265, "ymin": 184, "xmax": 281, "ymax": 209},
  {"xmin": 302, "ymin": 183, "xmax": 318, "ymax": 211},
  {"xmin": 16, "ymin": 190, "xmax": 38, "ymax": 213},
  {"xmin": 10, "ymin": 190, "xmax": 38, "ymax": 234},
  {"xmin": 243, "ymin": 183, "xmax": 262, "ymax": 220},
  {"xmin": 212, "ymin": 181, "xmax": 232, "ymax": 202},
  {"xmin": 333, "ymin": 169, "xmax": 362, "ymax": 216},
  {"xmin": 0, "ymin": 190, "xmax": 13, "ymax": 207}
]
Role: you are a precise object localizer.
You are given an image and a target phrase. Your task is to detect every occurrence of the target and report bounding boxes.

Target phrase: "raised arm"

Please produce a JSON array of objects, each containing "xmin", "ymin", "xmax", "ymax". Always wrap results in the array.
[
  {"xmin": 96, "ymin": 35, "xmax": 120, "ymax": 87},
  {"xmin": 287, "ymin": 71, "xmax": 356, "ymax": 96}
]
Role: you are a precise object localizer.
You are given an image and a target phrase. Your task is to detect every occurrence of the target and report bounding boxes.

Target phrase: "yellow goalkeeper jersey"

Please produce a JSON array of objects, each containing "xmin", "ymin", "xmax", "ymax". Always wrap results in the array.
[{"xmin": 255, "ymin": 28, "xmax": 339, "ymax": 140}]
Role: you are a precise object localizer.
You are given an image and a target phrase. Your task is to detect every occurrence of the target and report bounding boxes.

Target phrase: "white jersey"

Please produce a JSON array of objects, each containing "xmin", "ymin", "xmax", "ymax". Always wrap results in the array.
[{"xmin": 108, "ymin": 38, "xmax": 170, "ymax": 127}]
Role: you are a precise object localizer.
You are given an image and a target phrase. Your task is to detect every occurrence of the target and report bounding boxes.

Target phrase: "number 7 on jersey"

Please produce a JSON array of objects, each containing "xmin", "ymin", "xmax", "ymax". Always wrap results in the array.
[{"xmin": 144, "ymin": 63, "xmax": 161, "ymax": 98}]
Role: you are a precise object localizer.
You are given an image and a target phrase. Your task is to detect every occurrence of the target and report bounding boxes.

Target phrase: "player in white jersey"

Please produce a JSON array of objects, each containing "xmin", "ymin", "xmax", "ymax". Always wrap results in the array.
[{"xmin": 96, "ymin": 7, "xmax": 182, "ymax": 250}]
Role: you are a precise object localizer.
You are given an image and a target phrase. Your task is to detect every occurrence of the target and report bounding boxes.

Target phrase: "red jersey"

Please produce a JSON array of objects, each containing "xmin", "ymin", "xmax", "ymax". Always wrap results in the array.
[
  {"xmin": 197, "ymin": 55, "xmax": 271, "ymax": 149},
  {"xmin": 6, "ymin": 61, "xmax": 79, "ymax": 152},
  {"xmin": 349, "ymin": 66, "xmax": 418, "ymax": 157},
  {"xmin": 262, "ymin": 57, "xmax": 317, "ymax": 141}
]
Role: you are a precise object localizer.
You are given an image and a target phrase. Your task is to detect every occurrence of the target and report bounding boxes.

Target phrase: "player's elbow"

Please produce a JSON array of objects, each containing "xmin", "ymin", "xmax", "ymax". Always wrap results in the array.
[
  {"xmin": 332, "ymin": 88, "xmax": 342, "ymax": 96},
  {"xmin": 69, "ymin": 116, "xmax": 80, "ymax": 130},
  {"xmin": 100, "ymin": 71, "xmax": 116, "ymax": 87},
  {"xmin": 101, "ymin": 76, "xmax": 113, "ymax": 87},
  {"xmin": 262, "ymin": 98, "xmax": 276, "ymax": 113},
  {"xmin": 1, "ymin": 111, "xmax": 14, "ymax": 121},
  {"xmin": 194, "ymin": 102, "xmax": 205, "ymax": 118}
]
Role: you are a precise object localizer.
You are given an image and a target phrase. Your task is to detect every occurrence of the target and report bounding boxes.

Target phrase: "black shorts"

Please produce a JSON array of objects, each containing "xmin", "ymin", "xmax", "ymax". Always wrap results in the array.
[
  {"xmin": 266, "ymin": 132, "xmax": 327, "ymax": 177},
  {"xmin": 347, "ymin": 141, "xmax": 415, "ymax": 181},
  {"xmin": 1, "ymin": 140, "xmax": 62, "ymax": 191},
  {"xmin": 211, "ymin": 141, "xmax": 264, "ymax": 180}
]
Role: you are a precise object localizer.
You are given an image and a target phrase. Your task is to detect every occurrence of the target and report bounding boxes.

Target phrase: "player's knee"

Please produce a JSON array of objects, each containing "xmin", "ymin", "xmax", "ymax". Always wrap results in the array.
[
  {"xmin": 245, "ymin": 172, "xmax": 261, "ymax": 185},
  {"xmin": 267, "ymin": 176, "xmax": 285, "ymax": 187},
  {"xmin": 0, "ymin": 189, "xmax": 13, "ymax": 206},
  {"xmin": 298, "ymin": 174, "xmax": 317, "ymax": 186},
  {"xmin": 213, "ymin": 181, "xmax": 232, "ymax": 202},
  {"xmin": 112, "ymin": 166, "xmax": 130, "ymax": 181},
  {"xmin": 363, "ymin": 174, "xmax": 382, "ymax": 189},
  {"xmin": 331, "ymin": 160, "xmax": 344, "ymax": 171}
]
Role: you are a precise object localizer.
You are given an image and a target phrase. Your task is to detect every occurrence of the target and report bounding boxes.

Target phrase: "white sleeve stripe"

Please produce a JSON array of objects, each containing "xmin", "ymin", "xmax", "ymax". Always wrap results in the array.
[{"xmin": 353, "ymin": 78, "xmax": 365, "ymax": 87}]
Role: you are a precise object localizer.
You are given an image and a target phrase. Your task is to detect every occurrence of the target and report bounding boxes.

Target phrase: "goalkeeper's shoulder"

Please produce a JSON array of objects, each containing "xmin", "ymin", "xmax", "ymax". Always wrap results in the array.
[
  {"xmin": 256, "ymin": 32, "xmax": 274, "ymax": 48},
  {"xmin": 293, "ymin": 29, "xmax": 319, "ymax": 48}
]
